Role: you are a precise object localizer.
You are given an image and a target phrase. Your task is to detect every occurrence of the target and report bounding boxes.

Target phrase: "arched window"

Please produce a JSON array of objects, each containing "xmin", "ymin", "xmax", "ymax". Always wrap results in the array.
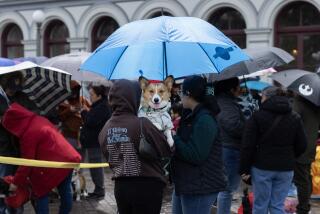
[
  {"xmin": 91, "ymin": 17, "xmax": 119, "ymax": 51},
  {"xmin": 149, "ymin": 11, "xmax": 173, "ymax": 18},
  {"xmin": 1, "ymin": 24, "xmax": 24, "ymax": 58},
  {"xmin": 208, "ymin": 7, "xmax": 246, "ymax": 48},
  {"xmin": 275, "ymin": 2, "xmax": 320, "ymax": 71},
  {"xmin": 44, "ymin": 20, "xmax": 70, "ymax": 57}
]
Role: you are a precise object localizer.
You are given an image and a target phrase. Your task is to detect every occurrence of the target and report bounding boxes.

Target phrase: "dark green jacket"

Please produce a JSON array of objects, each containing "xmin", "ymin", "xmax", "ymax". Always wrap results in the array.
[
  {"xmin": 172, "ymin": 105, "xmax": 226, "ymax": 195},
  {"xmin": 293, "ymin": 96, "xmax": 320, "ymax": 164}
]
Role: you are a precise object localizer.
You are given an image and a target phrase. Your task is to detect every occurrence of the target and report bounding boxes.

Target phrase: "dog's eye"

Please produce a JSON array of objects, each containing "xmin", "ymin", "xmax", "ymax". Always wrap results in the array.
[
  {"xmin": 149, "ymin": 90, "xmax": 154, "ymax": 94},
  {"xmin": 159, "ymin": 90, "xmax": 164, "ymax": 94}
]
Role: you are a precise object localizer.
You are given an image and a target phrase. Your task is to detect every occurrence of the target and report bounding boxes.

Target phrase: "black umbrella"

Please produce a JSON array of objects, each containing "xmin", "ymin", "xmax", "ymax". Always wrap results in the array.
[
  {"xmin": 208, "ymin": 47, "xmax": 294, "ymax": 81},
  {"xmin": 271, "ymin": 69, "xmax": 320, "ymax": 106}
]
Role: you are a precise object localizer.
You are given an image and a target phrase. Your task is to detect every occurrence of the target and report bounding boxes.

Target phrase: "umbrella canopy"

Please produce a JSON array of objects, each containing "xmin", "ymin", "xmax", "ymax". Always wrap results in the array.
[
  {"xmin": 80, "ymin": 16, "xmax": 249, "ymax": 80},
  {"xmin": 271, "ymin": 69, "xmax": 320, "ymax": 106},
  {"xmin": 245, "ymin": 47, "xmax": 294, "ymax": 66},
  {"xmin": 0, "ymin": 58, "xmax": 16, "ymax": 67},
  {"xmin": 0, "ymin": 61, "xmax": 71, "ymax": 114},
  {"xmin": 14, "ymin": 56, "xmax": 48, "ymax": 65},
  {"xmin": 240, "ymin": 80, "xmax": 271, "ymax": 91},
  {"xmin": 210, "ymin": 47, "xmax": 293, "ymax": 81},
  {"xmin": 239, "ymin": 68, "xmax": 277, "ymax": 79},
  {"xmin": 42, "ymin": 51, "xmax": 104, "ymax": 82}
]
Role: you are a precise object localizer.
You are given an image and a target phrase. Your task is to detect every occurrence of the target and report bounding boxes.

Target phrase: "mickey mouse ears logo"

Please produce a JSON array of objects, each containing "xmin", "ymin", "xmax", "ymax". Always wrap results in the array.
[
  {"xmin": 213, "ymin": 47, "xmax": 235, "ymax": 60},
  {"xmin": 298, "ymin": 84, "xmax": 313, "ymax": 96}
]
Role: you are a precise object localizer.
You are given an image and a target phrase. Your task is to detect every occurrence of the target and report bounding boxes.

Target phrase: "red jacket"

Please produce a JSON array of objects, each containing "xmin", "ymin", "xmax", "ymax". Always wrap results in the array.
[{"xmin": 2, "ymin": 103, "xmax": 81, "ymax": 198}]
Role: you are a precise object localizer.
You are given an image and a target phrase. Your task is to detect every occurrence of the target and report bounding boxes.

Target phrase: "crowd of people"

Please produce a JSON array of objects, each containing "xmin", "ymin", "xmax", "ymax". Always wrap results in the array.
[{"xmin": 0, "ymin": 71, "xmax": 319, "ymax": 214}]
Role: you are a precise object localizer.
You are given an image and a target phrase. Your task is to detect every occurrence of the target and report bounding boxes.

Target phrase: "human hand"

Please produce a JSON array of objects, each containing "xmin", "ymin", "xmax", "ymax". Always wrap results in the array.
[
  {"xmin": 70, "ymin": 106, "xmax": 81, "ymax": 112},
  {"xmin": 241, "ymin": 174, "xmax": 251, "ymax": 181},
  {"xmin": 81, "ymin": 105, "xmax": 89, "ymax": 112},
  {"xmin": 9, "ymin": 184, "xmax": 17, "ymax": 192}
]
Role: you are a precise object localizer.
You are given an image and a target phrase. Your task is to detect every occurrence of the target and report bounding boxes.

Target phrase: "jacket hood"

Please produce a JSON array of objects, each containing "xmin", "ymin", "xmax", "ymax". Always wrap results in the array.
[
  {"xmin": 109, "ymin": 79, "xmax": 141, "ymax": 115},
  {"xmin": 2, "ymin": 103, "xmax": 35, "ymax": 138},
  {"xmin": 261, "ymin": 96, "xmax": 292, "ymax": 114},
  {"xmin": 70, "ymin": 80, "xmax": 81, "ymax": 90}
]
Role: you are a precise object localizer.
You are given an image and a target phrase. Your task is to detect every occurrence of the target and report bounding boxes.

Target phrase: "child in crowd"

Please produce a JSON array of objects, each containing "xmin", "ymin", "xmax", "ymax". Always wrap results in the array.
[{"xmin": 170, "ymin": 103, "xmax": 183, "ymax": 135}]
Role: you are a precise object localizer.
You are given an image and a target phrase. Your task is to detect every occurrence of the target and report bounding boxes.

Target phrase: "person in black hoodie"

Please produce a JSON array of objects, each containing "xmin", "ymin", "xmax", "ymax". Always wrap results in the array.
[
  {"xmin": 240, "ymin": 86, "xmax": 307, "ymax": 214},
  {"xmin": 80, "ymin": 85, "xmax": 111, "ymax": 199},
  {"xmin": 98, "ymin": 79, "xmax": 172, "ymax": 214}
]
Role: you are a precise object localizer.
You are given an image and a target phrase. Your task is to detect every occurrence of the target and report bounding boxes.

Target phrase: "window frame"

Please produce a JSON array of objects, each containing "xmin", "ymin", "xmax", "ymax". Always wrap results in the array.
[
  {"xmin": 43, "ymin": 20, "xmax": 70, "ymax": 57},
  {"xmin": 1, "ymin": 23, "xmax": 24, "ymax": 58}
]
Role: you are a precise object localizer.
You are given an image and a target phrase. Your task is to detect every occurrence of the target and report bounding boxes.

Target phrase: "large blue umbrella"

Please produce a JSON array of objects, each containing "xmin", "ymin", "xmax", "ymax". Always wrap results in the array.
[{"xmin": 80, "ymin": 16, "xmax": 249, "ymax": 80}]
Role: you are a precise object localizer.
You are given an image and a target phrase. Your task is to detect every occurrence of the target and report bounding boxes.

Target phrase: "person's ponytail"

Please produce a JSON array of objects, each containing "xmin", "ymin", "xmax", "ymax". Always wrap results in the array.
[{"xmin": 182, "ymin": 76, "xmax": 220, "ymax": 116}]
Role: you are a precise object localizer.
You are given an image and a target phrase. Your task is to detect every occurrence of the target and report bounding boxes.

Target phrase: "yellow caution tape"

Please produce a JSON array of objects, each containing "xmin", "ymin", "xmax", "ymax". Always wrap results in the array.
[{"xmin": 0, "ymin": 156, "xmax": 109, "ymax": 169}]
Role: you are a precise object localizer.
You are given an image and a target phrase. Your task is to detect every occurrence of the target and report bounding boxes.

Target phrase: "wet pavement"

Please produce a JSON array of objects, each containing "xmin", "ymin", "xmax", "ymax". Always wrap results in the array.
[{"xmin": 23, "ymin": 168, "xmax": 320, "ymax": 214}]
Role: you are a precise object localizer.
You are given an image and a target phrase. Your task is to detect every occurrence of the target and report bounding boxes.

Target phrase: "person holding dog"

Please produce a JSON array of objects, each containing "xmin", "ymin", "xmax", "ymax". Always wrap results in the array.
[
  {"xmin": 171, "ymin": 75, "xmax": 226, "ymax": 214},
  {"xmin": 99, "ymin": 79, "xmax": 172, "ymax": 214}
]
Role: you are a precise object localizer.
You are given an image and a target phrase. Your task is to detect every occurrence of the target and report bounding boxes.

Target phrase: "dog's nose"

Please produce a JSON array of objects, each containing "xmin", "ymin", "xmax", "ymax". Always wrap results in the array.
[{"xmin": 154, "ymin": 98, "xmax": 159, "ymax": 103}]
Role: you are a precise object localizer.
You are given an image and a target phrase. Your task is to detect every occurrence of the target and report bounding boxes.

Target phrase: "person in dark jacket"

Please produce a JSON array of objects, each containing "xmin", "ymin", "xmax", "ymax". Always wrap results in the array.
[
  {"xmin": 240, "ymin": 86, "xmax": 307, "ymax": 214},
  {"xmin": 0, "ymin": 90, "xmax": 21, "ymax": 214},
  {"xmin": 172, "ymin": 76, "xmax": 226, "ymax": 214},
  {"xmin": 80, "ymin": 85, "xmax": 111, "ymax": 199},
  {"xmin": 292, "ymin": 95, "xmax": 320, "ymax": 214},
  {"xmin": 98, "ymin": 79, "xmax": 172, "ymax": 214},
  {"xmin": 215, "ymin": 77, "xmax": 245, "ymax": 214}
]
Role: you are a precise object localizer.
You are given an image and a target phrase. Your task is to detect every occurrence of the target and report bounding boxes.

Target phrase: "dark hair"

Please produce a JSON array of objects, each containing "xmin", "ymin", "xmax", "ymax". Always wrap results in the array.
[
  {"xmin": 0, "ymin": 72, "xmax": 24, "ymax": 92},
  {"xmin": 262, "ymin": 86, "xmax": 286, "ymax": 98},
  {"xmin": 182, "ymin": 76, "xmax": 220, "ymax": 116},
  {"xmin": 214, "ymin": 77, "xmax": 240, "ymax": 95},
  {"xmin": 171, "ymin": 103, "xmax": 183, "ymax": 116},
  {"xmin": 90, "ymin": 85, "xmax": 108, "ymax": 98}
]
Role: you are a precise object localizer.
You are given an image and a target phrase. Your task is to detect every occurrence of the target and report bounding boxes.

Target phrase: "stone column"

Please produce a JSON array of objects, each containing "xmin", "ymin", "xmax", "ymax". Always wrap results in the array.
[
  {"xmin": 22, "ymin": 40, "xmax": 37, "ymax": 57},
  {"xmin": 67, "ymin": 37, "xmax": 88, "ymax": 52},
  {"xmin": 245, "ymin": 28, "xmax": 273, "ymax": 49}
]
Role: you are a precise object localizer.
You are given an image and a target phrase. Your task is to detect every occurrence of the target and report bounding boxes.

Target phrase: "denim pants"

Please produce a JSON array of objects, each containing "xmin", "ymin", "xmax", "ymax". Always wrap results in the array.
[
  {"xmin": 35, "ymin": 172, "xmax": 73, "ymax": 214},
  {"xmin": 172, "ymin": 190, "xmax": 218, "ymax": 214},
  {"xmin": 251, "ymin": 167, "xmax": 293, "ymax": 214},
  {"xmin": 217, "ymin": 147, "xmax": 241, "ymax": 214}
]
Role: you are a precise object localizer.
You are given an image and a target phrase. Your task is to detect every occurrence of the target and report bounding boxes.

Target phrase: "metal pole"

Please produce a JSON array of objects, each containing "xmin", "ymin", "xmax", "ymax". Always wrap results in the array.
[{"xmin": 36, "ymin": 23, "xmax": 41, "ymax": 56}]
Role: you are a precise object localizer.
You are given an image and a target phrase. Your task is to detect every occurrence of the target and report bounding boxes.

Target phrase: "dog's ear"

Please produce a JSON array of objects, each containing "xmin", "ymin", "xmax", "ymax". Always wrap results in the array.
[
  {"xmin": 139, "ymin": 76, "xmax": 149, "ymax": 91},
  {"xmin": 164, "ymin": 76, "xmax": 174, "ymax": 91}
]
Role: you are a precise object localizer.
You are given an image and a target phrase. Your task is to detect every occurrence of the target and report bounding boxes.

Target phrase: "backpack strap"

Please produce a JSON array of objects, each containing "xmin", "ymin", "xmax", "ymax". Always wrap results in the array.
[{"xmin": 258, "ymin": 115, "xmax": 284, "ymax": 145}]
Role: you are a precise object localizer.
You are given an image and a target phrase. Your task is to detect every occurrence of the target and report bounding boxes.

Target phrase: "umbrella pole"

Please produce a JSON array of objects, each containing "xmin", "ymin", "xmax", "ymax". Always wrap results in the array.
[
  {"xmin": 163, "ymin": 42, "xmax": 168, "ymax": 80},
  {"xmin": 243, "ymin": 75, "xmax": 249, "ymax": 95},
  {"xmin": 81, "ymin": 81, "xmax": 84, "ymax": 107}
]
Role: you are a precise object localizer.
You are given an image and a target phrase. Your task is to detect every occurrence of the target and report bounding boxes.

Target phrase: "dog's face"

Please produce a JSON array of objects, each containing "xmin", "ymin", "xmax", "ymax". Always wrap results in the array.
[{"xmin": 139, "ymin": 76, "xmax": 174, "ymax": 109}]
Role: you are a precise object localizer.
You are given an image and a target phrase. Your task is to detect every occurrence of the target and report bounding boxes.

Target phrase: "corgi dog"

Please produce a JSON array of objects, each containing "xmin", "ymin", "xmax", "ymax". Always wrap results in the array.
[{"xmin": 138, "ymin": 76, "xmax": 174, "ymax": 147}]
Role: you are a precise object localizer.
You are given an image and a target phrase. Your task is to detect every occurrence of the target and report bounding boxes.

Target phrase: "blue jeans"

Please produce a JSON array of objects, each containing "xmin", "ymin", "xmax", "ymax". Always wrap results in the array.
[
  {"xmin": 172, "ymin": 190, "xmax": 217, "ymax": 214},
  {"xmin": 36, "ymin": 172, "xmax": 73, "ymax": 214},
  {"xmin": 217, "ymin": 147, "xmax": 241, "ymax": 214},
  {"xmin": 251, "ymin": 167, "xmax": 293, "ymax": 214}
]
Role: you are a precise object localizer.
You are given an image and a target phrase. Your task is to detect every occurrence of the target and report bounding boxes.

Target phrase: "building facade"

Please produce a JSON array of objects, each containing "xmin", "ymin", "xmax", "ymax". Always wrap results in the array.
[{"xmin": 0, "ymin": 0, "xmax": 319, "ymax": 70}]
